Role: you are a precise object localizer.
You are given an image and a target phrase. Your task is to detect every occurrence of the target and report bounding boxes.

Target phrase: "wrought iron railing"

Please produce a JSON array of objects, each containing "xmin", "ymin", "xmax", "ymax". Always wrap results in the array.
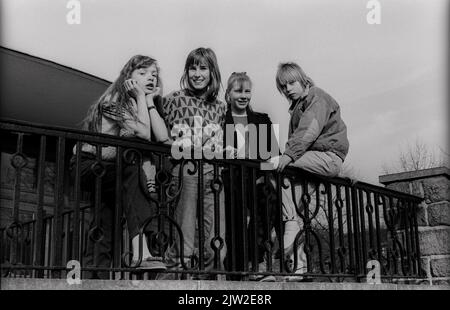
[{"xmin": 0, "ymin": 118, "xmax": 425, "ymax": 282}]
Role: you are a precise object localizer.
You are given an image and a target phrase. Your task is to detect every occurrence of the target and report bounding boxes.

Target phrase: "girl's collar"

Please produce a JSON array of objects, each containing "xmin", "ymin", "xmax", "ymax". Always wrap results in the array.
[
  {"xmin": 184, "ymin": 88, "xmax": 208, "ymax": 101},
  {"xmin": 231, "ymin": 112, "xmax": 247, "ymax": 117}
]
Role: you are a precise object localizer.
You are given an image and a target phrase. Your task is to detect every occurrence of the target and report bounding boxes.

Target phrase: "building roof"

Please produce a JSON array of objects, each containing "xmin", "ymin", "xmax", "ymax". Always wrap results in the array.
[{"xmin": 0, "ymin": 46, "xmax": 111, "ymax": 128}]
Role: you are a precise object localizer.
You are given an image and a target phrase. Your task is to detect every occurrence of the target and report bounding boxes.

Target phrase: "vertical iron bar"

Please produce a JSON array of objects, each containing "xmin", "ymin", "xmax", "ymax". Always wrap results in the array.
[
  {"xmin": 12, "ymin": 133, "xmax": 24, "ymax": 224},
  {"xmin": 213, "ymin": 163, "xmax": 221, "ymax": 272},
  {"xmin": 326, "ymin": 183, "xmax": 336, "ymax": 274},
  {"xmin": 302, "ymin": 179, "xmax": 312, "ymax": 273},
  {"xmin": 80, "ymin": 208, "xmax": 86, "ymax": 266},
  {"xmin": 409, "ymin": 202, "xmax": 417, "ymax": 275},
  {"xmin": 29, "ymin": 223, "xmax": 34, "ymax": 268},
  {"xmin": 229, "ymin": 165, "xmax": 236, "ymax": 272},
  {"xmin": 47, "ymin": 218, "xmax": 52, "ymax": 277},
  {"xmin": 345, "ymin": 186, "xmax": 355, "ymax": 274},
  {"xmin": 336, "ymin": 186, "xmax": 346, "ymax": 273},
  {"xmin": 402, "ymin": 199, "xmax": 412, "ymax": 275},
  {"xmin": 34, "ymin": 135, "xmax": 46, "ymax": 277},
  {"xmin": 113, "ymin": 147, "xmax": 123, "ymax": 270},
  {"xmin": 71, "ymin": 141, "xmax": 82, "ymax": 261},
  {"xmin": 61, "ymin": 214, "xmax": 66, "ymax": 264},
  {"xmin": 276, "ymin": 173, "xmax": 285, "ymax": 273},
  {"xmin": 19, "ymin": 226, "xmax": 25, "ymax": 268},
  {"xmin": 31, "ymin": 221, "xmax": 36, "ymax": 277},
  {"xmin": 156, "ymin": 153, "xmax": 164, "ymax": 260},
  {"xmin": 250, "ymin": 168, "xmax": 258, "ymax": 273},
  {"xmin": 65, "ymin": 213, "xmax": 72, "ymax": 263},
  {"xmin": 408, "ymin": 201, "xmax": 420, "ymax": 275},
  {"xmin": 366, "ymin": 191, "xmax": 375, "ymax": 259},
  {"xmin": 197, "ymin": 162, "xmax": 205, "ymax": 271},
  {"xmin": 407, "ymin": 201, "xmax": 417, "ymax": 275},
  {"xmin": 374, "ymin": 193, "xmax": 383, "ymax": 271},
  {"xmin": 383, "ymin": 196, "xmax": 394, "ymax": 276},
  {"xmin": 351, "ymin": 187, "xmax": 361, "ymax": 278},
  {"xmin": 240, "ymin": 165, "xmax": 248, "ymax": 273},
  {"xmin": 1, "ymin": 229, "xmax": 6, "ymax": 264},
  {"xmin": 52, "ymin": 137, "xmax": 65, "ymax": 277},
  {"xmin": 358, "ymin": 189, "xmax": 368, "ymax": 268},
  {"xmin": 412, "ymin": 201, "xmax": 423, "ymax": 277},
  {"xmin": 93, "ymin": 145, "xmax": 102, "ymax": 272},
  {"xmin": 263, "ymin": 173, "xmax": 273, "ymax": 272}
]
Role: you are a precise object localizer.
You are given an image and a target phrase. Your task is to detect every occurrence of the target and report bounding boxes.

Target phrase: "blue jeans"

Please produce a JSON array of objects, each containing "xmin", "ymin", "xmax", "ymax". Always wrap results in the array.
[{"xmin": 167, "ymin": 164, "xmax": 227, "ymax": 270}]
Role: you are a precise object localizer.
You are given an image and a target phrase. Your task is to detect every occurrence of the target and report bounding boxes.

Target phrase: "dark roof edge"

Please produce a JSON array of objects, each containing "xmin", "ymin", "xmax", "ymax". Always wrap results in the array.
[{"xmin": 0, "ymin": 46, "xmax": 112, "ymax": 86}]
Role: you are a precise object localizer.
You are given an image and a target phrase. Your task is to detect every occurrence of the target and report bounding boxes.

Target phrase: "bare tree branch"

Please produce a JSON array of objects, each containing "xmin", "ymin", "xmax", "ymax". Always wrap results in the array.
[{"xmin": 383, "ymin": 138, "xmax": 447, "ymax": 174}]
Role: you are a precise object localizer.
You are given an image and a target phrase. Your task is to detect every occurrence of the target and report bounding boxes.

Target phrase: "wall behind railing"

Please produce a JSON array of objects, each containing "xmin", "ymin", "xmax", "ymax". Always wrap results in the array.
[
  {"xmin": 0, "ymin": 152, "xmax": 88, "ymax": 228},
  {"xmin": 380, "ymin": 167, "xmax": 450, "ymax": 285},
  {"xmin": 0, "ymin": 153, "xmax": 57, "ymax": 227}
]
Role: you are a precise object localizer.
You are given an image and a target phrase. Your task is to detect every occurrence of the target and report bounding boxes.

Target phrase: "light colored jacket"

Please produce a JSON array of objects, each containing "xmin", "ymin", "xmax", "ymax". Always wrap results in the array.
[{"xmin": 284, "ymin": 86, "xmax": 349, "ymax": 162}]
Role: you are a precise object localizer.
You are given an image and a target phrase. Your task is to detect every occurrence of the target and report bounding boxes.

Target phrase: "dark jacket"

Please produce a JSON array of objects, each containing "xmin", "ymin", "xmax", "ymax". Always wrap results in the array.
[
  {"xmin": 222, "ymin": 108, "xmax": 281, "ymax": 270},
  {"xmin": 223, "ymin": 108, "xmax": 280, "ymax": 161},
  {"xmin": 285, "ymin": 86, "xmax": 349, "ymax": 162}
]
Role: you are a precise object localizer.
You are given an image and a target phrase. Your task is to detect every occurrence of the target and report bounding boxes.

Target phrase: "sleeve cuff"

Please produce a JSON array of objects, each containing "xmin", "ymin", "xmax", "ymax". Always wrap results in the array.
[{"xmin": 283, "ymin": 149, "xmax": 298, "ymax": 163}]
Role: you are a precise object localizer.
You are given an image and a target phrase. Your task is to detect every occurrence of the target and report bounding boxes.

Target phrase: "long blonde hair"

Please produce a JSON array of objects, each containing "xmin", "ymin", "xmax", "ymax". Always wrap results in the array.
[{"xmin": 82, "ymin": 55, "xmax": 161, "ymax": 132}]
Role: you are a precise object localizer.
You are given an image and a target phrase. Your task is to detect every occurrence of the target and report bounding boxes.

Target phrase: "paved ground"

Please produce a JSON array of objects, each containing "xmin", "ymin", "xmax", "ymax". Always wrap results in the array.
[{"xmin": 2, "ymin": 278, "xmax": 449, "ymax": 290}]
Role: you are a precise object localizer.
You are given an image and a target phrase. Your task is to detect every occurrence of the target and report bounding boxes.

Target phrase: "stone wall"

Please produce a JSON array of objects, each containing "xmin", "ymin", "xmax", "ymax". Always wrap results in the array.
[{"xmin": 379, "ymin": 167, "xmax": 450, "ymax": 285}]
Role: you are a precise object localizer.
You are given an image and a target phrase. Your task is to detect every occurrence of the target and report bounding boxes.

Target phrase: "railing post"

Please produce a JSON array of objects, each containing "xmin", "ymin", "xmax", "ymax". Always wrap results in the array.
[
  {"xmin": 71, "ymin": 141, "xmax": 82, "ymax": 263},
  {"xmin": 276, "ymin": 173, "xmax": 285, "ymax": 273},
  {"xmin": 250, "ymin": 168, "xmax": 259, "ymax": 275},
  {"xmin": 240, "ymin": 165, "xmax": 249, "ymax": 277},
  {"xmin": 228, "ymin": 165, "xmax": 237, "ymax": 273},
  {"xmin": 326, "ymin": 183, "xmax": 336, "ymax": 274},
  {"xmin": 351, "ymin": 186, "xmax": 362, "ymax": 279},
  {"xmin": 197, "ymin": 161, "xmax": 205, "ymax": 272},
  {"xmin": 52, "ymin": 137, "xmax": 66, "ymax": 278},
  {"xmin": 373, "ymin": 193, "xmax": 383, "ymax": 271},
  {"xmin": 34, "ymin": 136, "xmax": 47, "ymax": 277},
  {"xmin": 344, "ymin": 185, "xmax": 355, "ymax": 275},
  {"xmin": 113, "ymin": 146, "xmax": 123, "ymax": 279}
]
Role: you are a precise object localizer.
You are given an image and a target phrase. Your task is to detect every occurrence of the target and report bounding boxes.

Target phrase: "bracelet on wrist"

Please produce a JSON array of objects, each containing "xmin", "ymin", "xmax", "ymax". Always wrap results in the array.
[{"xmin": 148, "ymin": 106, "xmax": 156, "ymax": 111}]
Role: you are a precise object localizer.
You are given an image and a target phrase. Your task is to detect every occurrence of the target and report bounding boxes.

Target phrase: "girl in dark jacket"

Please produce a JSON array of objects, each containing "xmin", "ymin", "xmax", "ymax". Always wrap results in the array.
[{"xmin": 222, "ymin": 72, "xmax": 280, "ymax": 281}]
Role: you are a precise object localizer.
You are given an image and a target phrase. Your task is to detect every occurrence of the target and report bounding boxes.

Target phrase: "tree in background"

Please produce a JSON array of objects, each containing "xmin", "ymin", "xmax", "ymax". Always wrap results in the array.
[{"xmin": 382, "ymin": 138, "xmax": 448, "ymax": 174}]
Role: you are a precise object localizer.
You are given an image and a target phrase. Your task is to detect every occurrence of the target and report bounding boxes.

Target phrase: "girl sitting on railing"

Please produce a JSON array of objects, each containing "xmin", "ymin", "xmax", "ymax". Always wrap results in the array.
[{"xmin": 71, "ymin": 55, "xmax": 170, "ymax": 278}]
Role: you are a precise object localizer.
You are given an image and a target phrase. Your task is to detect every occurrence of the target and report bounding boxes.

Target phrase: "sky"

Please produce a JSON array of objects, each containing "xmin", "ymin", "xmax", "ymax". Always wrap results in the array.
[{"xmin": 0, "ymin": 0, "xmax": 448, "ymax": 185}]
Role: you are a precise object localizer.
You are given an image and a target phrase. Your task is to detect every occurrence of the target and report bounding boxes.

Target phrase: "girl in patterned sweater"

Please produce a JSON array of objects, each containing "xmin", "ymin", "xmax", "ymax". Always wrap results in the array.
[{"xmin": 162, "ymin": 47, "xmax": 227, "ymax": 277}]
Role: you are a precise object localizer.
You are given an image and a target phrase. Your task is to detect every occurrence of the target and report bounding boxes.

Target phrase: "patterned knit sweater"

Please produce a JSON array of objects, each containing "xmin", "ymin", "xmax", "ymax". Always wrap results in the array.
[{"xmin": 162, "ymin": 89, "xmax": 226, "ymax": 148}]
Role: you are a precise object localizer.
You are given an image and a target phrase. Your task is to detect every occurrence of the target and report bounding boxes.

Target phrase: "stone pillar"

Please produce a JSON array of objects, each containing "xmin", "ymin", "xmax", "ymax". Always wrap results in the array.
[{"xmin": 379, "ymin": 167, "xmax": 450, "ymax": 285}]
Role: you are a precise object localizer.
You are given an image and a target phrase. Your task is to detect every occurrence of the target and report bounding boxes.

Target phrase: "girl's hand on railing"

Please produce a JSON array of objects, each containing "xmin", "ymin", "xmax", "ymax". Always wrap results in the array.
[
  {"xmin": 277, "ymin": 154, "xmax": 293, "ymax": 172},
  {"xmin": 261, "ymin": 155, "xmax": 280, "ymax": 170}
]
